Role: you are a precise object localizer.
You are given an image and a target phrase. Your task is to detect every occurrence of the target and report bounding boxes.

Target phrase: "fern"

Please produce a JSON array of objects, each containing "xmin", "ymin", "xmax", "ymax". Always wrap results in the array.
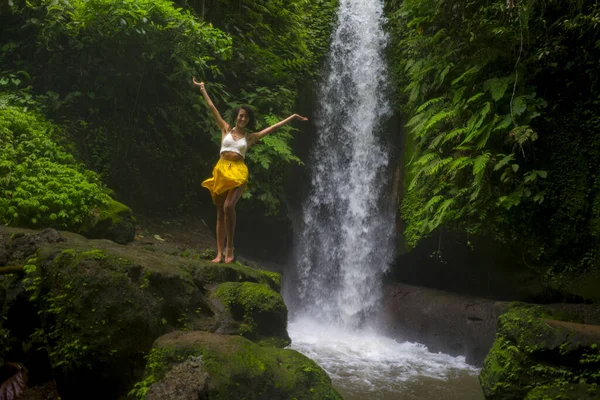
[
  {"xmin": 418, "ymin": 109, "xmax": 456, "ymax": 135},
  {"xmin": 493, "ymin": 153, "xmax": 515, "ymax": 171},
  {"xmin": 470, "ymin": 152, "xmax": 491, "ymax": 201},
  {"xmin": 416, "ymin": 96, "xmax": 445, "ymax": 113},
  {"xmin": 493, "ymin": 114, "xmax": 513, "ymax": 131},
  {"xmin": 484, "ymin": 77, "xmax": 510, "ymax": 102},
  {"xmin": 466, "ymin": 92, "xmax": 485, "ymax": 104},
  {"xmin": 428, "ymin": 132, "xmax": 445, "ymax": 149},
  {"xmin": 425, "ymin": 157, "xmax": 452, "ymax": 176},
  {"xmin": 413, "ymin": 152, "xmax": 437, "ymax": 167},
  {"xmin": 448, "ymin": 156, "xmax": 473, "ymax": 172},
  {"xmin": 431, "ymin": 198, "xmax": 456, "ymax": 229},
  {"xmin": 424, "ymin": 195, "xmax": 444, "ymax": 211},
  {"xmin": 451, "ymin": 65, "xmax": 481, "ymax": 86},
  {"xmin": 441, "ymin": 127, "xmax": 467, "ymax": 144},
  {"xmin": 475, "ymin": 123, "xmax": 493, "ymax": 150},
  {"xmin": 473, "ymin": 151, "xmax": 491, "ymax": 175},
  {"xmin": 453, "ymin": 86, "xmax": 467, "ymax": 105},
  {"xmin": 406, "ymin": 112, "xmax": 428, "ymax": 128}
]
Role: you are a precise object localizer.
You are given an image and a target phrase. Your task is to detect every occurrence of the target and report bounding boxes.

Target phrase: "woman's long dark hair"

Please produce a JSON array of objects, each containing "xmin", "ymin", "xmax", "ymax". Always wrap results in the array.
[{"xmin": 231, "ymin": 105, "xmax": 256, "ymax": 131}]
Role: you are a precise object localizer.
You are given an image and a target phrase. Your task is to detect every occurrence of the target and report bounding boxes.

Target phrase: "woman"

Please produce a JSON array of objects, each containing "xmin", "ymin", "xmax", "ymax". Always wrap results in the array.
[{"xmin": 193, "ymin": 77, "xmax": 308, "ymax": 263}]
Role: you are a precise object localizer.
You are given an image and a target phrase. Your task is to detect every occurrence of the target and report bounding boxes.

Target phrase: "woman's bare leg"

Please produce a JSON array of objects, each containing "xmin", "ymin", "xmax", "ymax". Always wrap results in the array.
[
  {"xmin": 212, "ymin": 192, "xmax": 228, "ymax": 263},
  {"xmin": 223, "ymin": 185, "xmax": 246, "ymax": 263}
]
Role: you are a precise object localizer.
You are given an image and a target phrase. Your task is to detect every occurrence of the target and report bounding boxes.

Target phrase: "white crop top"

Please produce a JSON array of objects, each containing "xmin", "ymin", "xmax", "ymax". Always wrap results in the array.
[{"xmin": 220, "ymin": 130, "xmax": 248, "ymax": 158}]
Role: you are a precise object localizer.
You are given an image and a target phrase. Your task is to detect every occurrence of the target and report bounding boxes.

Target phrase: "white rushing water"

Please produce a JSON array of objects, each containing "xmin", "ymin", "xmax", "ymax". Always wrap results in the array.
[
  {"xmin": 291, "ymin": 0, "xmax": 394, "ymax": 327},
  {"xmin": 287, "ymin": 0, "xmax": 481, "ymax": 398},
  {"xmin": 288, "ymin": 319, "xmax": 481, "ymax": 400}
]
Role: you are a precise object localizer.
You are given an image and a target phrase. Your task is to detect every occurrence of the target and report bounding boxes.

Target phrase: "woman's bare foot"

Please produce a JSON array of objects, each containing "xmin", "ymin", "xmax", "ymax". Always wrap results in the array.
[
  {"xmin": 225, "ymin": 247, "xmax": 235, "ymax": 264},
  {"xmin": 211, "ymin": 253, "xmax": 223, "ymax": 263}
]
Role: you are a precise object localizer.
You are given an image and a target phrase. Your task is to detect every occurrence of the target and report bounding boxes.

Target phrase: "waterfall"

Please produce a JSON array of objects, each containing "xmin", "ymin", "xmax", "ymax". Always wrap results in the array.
[
  {"xmin": 285, "ymin": 3, "xmax": 482, "ymax": 398},
  {"xmin": 290, "ymin": 0, "xmax": 395, "ymax": 327}
]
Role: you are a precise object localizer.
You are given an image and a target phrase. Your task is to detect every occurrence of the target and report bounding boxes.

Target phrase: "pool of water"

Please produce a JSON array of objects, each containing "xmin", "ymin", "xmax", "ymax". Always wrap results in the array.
[{"xmin": 288, "ymin": 317, "xmax": 484, "ymax": 400}]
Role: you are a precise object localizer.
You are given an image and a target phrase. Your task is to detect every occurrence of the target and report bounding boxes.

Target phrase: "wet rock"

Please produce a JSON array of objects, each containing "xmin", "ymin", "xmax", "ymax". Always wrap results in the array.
[
  {"xmin": 0, "ymin": 226, "xmax": 289, "ymax": 399},
  {"xmin": 381, "ymin": 282, "xmax": 505, "ymax": 365},
  {"xmin": 213, "ymin": 281, "xmax": 290, "ymax": 347},
  {"xmin": 2, "ymin": 228, "xmax": 65, "ymax": 265},
  {"xmin": 479, "ymin": 303, "xmax": 600, "ymax": 400},
  {"xmin": 78, "ymin": 199, "xmax": 136, "ymax": 244},
  {"xmin": 146, "ymin": 357, "xmax": 210, "ymax": 400},
  {"xmin": 139, "ymin": 331, "xmax": 342, "ymax": 400}
]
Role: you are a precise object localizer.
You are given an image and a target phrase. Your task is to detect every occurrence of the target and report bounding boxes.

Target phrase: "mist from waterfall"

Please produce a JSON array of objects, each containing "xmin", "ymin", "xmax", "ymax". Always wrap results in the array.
[{"xmin": 289, "ymin": 0, "xmax": 394, "ymax": 327}]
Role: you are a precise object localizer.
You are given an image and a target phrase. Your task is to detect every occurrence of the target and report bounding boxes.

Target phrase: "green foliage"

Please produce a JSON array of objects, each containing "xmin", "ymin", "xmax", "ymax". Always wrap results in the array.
[
  {"xmin": 225, "ymin": 86, "xmax": 304, "ymax": 215},
  {"xmin": 194, "ymin": 0, "xmax": 338, "ymax": 215},
  {"xmin": 480, "ymin": 304, "xmax": 600, "ymax": 399},
  {"xmin": 388, "ymin": 0, "xmax": 600, "ymax": 271},
  {"xmin": 388, "ymin": 0, "xmax": 551, "ymax": 247},
  {"xmin": 0, "ymin": 0, "xmax": 338, "ymax": 216},
  {"xmin": 128, "ymin": 347, "xmax": 167, "ymax": 399},
  {"xmin": 0, "ymin": 103, "xmax": 112, "ymax": 228},
  {"xmin": 1, "ymin": 0, "xmax": 233, "ymax": 212}
]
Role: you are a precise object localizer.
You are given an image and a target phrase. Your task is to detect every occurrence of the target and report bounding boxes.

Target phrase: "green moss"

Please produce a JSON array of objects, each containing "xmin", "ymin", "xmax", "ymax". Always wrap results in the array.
[
  {"xmin": 20, "ymin": 240, "xmax": 198, "ymax": 385},
  {"xmin": 191, "ymin": 263, "xmax": 281, "ymax": 292},
  {"xmin": 260, "ymin": 270, "xmax": 281, "ymax": 291},
  {"xmin": 214, "ymin": 282, "xmax": 290, "ymax": 346},
  {"xmin": 197, "ymin": 248, "xmax": 217, "ymax": 260},
  {"xmin": 9, "ymin": 232, "xmax": 25, "ymax": 241},
  {"xmin": 480, "ymin": 305, "xmax": 600, "ymax": 400},
  {"xmin": 24, "ymin": 248, "xmax": 161, "ymax": 372},
  {"xmin": 525, "ymin": 383, "xmax": 599, "ymax": 400},
  {"xmin": 78, "ymin": 198, "xmax": 136, "ymax": 244},
  {"xmin": 81, "ymin": 248, "xmax": 107, "ymax": 260},
  {"xmin": 136, "ymin": 332, "xmax": 342, "ymax": 400}
]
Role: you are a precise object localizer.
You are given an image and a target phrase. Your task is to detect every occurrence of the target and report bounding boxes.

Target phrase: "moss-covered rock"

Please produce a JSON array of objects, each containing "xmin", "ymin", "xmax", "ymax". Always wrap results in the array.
[
  {"xmin": 132, "ymin": 331, "xmax": 342, "ymax": 400},
  {"xmin": 214, "ymin": 281, "xmax": 290, "ymax": 347},
  {"xmin": 479, "ymin": 303, "xmax": 600, "ymax": 400},
  {"xmin": 190, "ymin": 262, "xmax": 281, "ymax": 292},
  {"xmin": 78, "ymin": 199, "xmax": 136, "ymax": 244},
  {"xmin": 0, "ymin": 226, "xmax": 292, "ymax": 399},
  {"xmin": 524, "ymin": 383, "xmax": 599, "ymax": 400}
]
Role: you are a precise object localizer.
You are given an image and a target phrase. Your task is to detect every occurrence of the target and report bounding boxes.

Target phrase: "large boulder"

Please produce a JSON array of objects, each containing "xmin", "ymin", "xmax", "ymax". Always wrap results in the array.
[
  {"xmin": 132, "ymin": 330, "xmax": 342, "ymax": 400},
  {"xmin": 479, "ymin": 303, "xmax": 600, "ymax": 400},
  {"xmin": 214, "ymin": 281, "xmax": 290, "ymax": 347},
  {"xmin": 381, "ymin": 282, "xmax": 505, "ymax": 365},
  {"xmin": 0, "ymin": 226, "xmax": 291, "ymax": 399},
  {"xmin": 78, "ymin": 199, "xmax": 136, "ymax": 244}
]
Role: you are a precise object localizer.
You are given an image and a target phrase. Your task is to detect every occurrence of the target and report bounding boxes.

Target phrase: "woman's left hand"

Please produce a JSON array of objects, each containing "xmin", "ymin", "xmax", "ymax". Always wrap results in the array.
[{"xmin": 293, "ymin": 114, "xmax": 308, "ymax": 121}]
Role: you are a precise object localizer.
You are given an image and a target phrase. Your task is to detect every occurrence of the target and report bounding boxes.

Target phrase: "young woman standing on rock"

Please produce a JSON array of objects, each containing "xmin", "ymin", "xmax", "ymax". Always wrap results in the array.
[{"xmin": 193, "ymin": 78, "xmax": 307, "ymax": 263}]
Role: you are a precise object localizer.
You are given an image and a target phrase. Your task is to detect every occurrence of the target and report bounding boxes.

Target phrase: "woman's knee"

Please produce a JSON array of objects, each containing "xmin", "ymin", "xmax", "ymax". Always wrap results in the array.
[{"xmin": 223, "ymin": 201, "xmax": 236, "ymax": 215}]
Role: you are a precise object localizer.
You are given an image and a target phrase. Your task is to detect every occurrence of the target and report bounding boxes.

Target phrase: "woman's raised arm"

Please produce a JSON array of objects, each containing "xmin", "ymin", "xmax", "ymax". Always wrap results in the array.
[
  {"xmin": 192, "ymin": 77, "xmax": 229, "ymax": 133},
  {"xmin": 248, "ymin": 114, "xmax": 308, "ymax": 146}
]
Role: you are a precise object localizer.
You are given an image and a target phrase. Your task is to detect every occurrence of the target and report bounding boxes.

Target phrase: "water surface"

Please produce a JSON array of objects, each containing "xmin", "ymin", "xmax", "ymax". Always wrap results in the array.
[{"xmin": 289, "ymin": 318, "xmax": 484, "ymax": 400}]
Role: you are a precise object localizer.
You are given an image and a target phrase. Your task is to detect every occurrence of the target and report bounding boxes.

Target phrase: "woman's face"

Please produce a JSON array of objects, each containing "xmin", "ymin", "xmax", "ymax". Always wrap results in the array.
[{"xmin": 236, "ymin": 109, "xmax": 249, "ymax": 128}]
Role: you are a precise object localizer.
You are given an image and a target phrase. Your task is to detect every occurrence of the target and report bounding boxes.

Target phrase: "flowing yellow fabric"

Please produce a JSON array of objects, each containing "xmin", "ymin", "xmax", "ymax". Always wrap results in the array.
[{"xmin": 202, "ymin": 158, "xmax": 248, "ymax": 203}]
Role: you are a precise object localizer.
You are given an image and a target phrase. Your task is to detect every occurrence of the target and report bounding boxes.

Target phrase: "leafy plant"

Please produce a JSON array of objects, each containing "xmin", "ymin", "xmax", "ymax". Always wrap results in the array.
[{"xmin": 0, "ymin": 102, "xmax": 112, "ymax": 229}]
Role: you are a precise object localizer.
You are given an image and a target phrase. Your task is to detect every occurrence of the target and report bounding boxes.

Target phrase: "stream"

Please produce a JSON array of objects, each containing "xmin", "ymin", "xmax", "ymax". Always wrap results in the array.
[{"xmin": 288, "ymin": 318, "xmax": 483, "ymax": 400}]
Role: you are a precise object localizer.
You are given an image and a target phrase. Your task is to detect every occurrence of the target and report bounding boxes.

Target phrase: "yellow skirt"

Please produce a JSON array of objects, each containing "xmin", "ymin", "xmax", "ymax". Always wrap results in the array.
[{"xmin": 202, "ymin": 158, "xmax": 248, "ymax": 203}]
